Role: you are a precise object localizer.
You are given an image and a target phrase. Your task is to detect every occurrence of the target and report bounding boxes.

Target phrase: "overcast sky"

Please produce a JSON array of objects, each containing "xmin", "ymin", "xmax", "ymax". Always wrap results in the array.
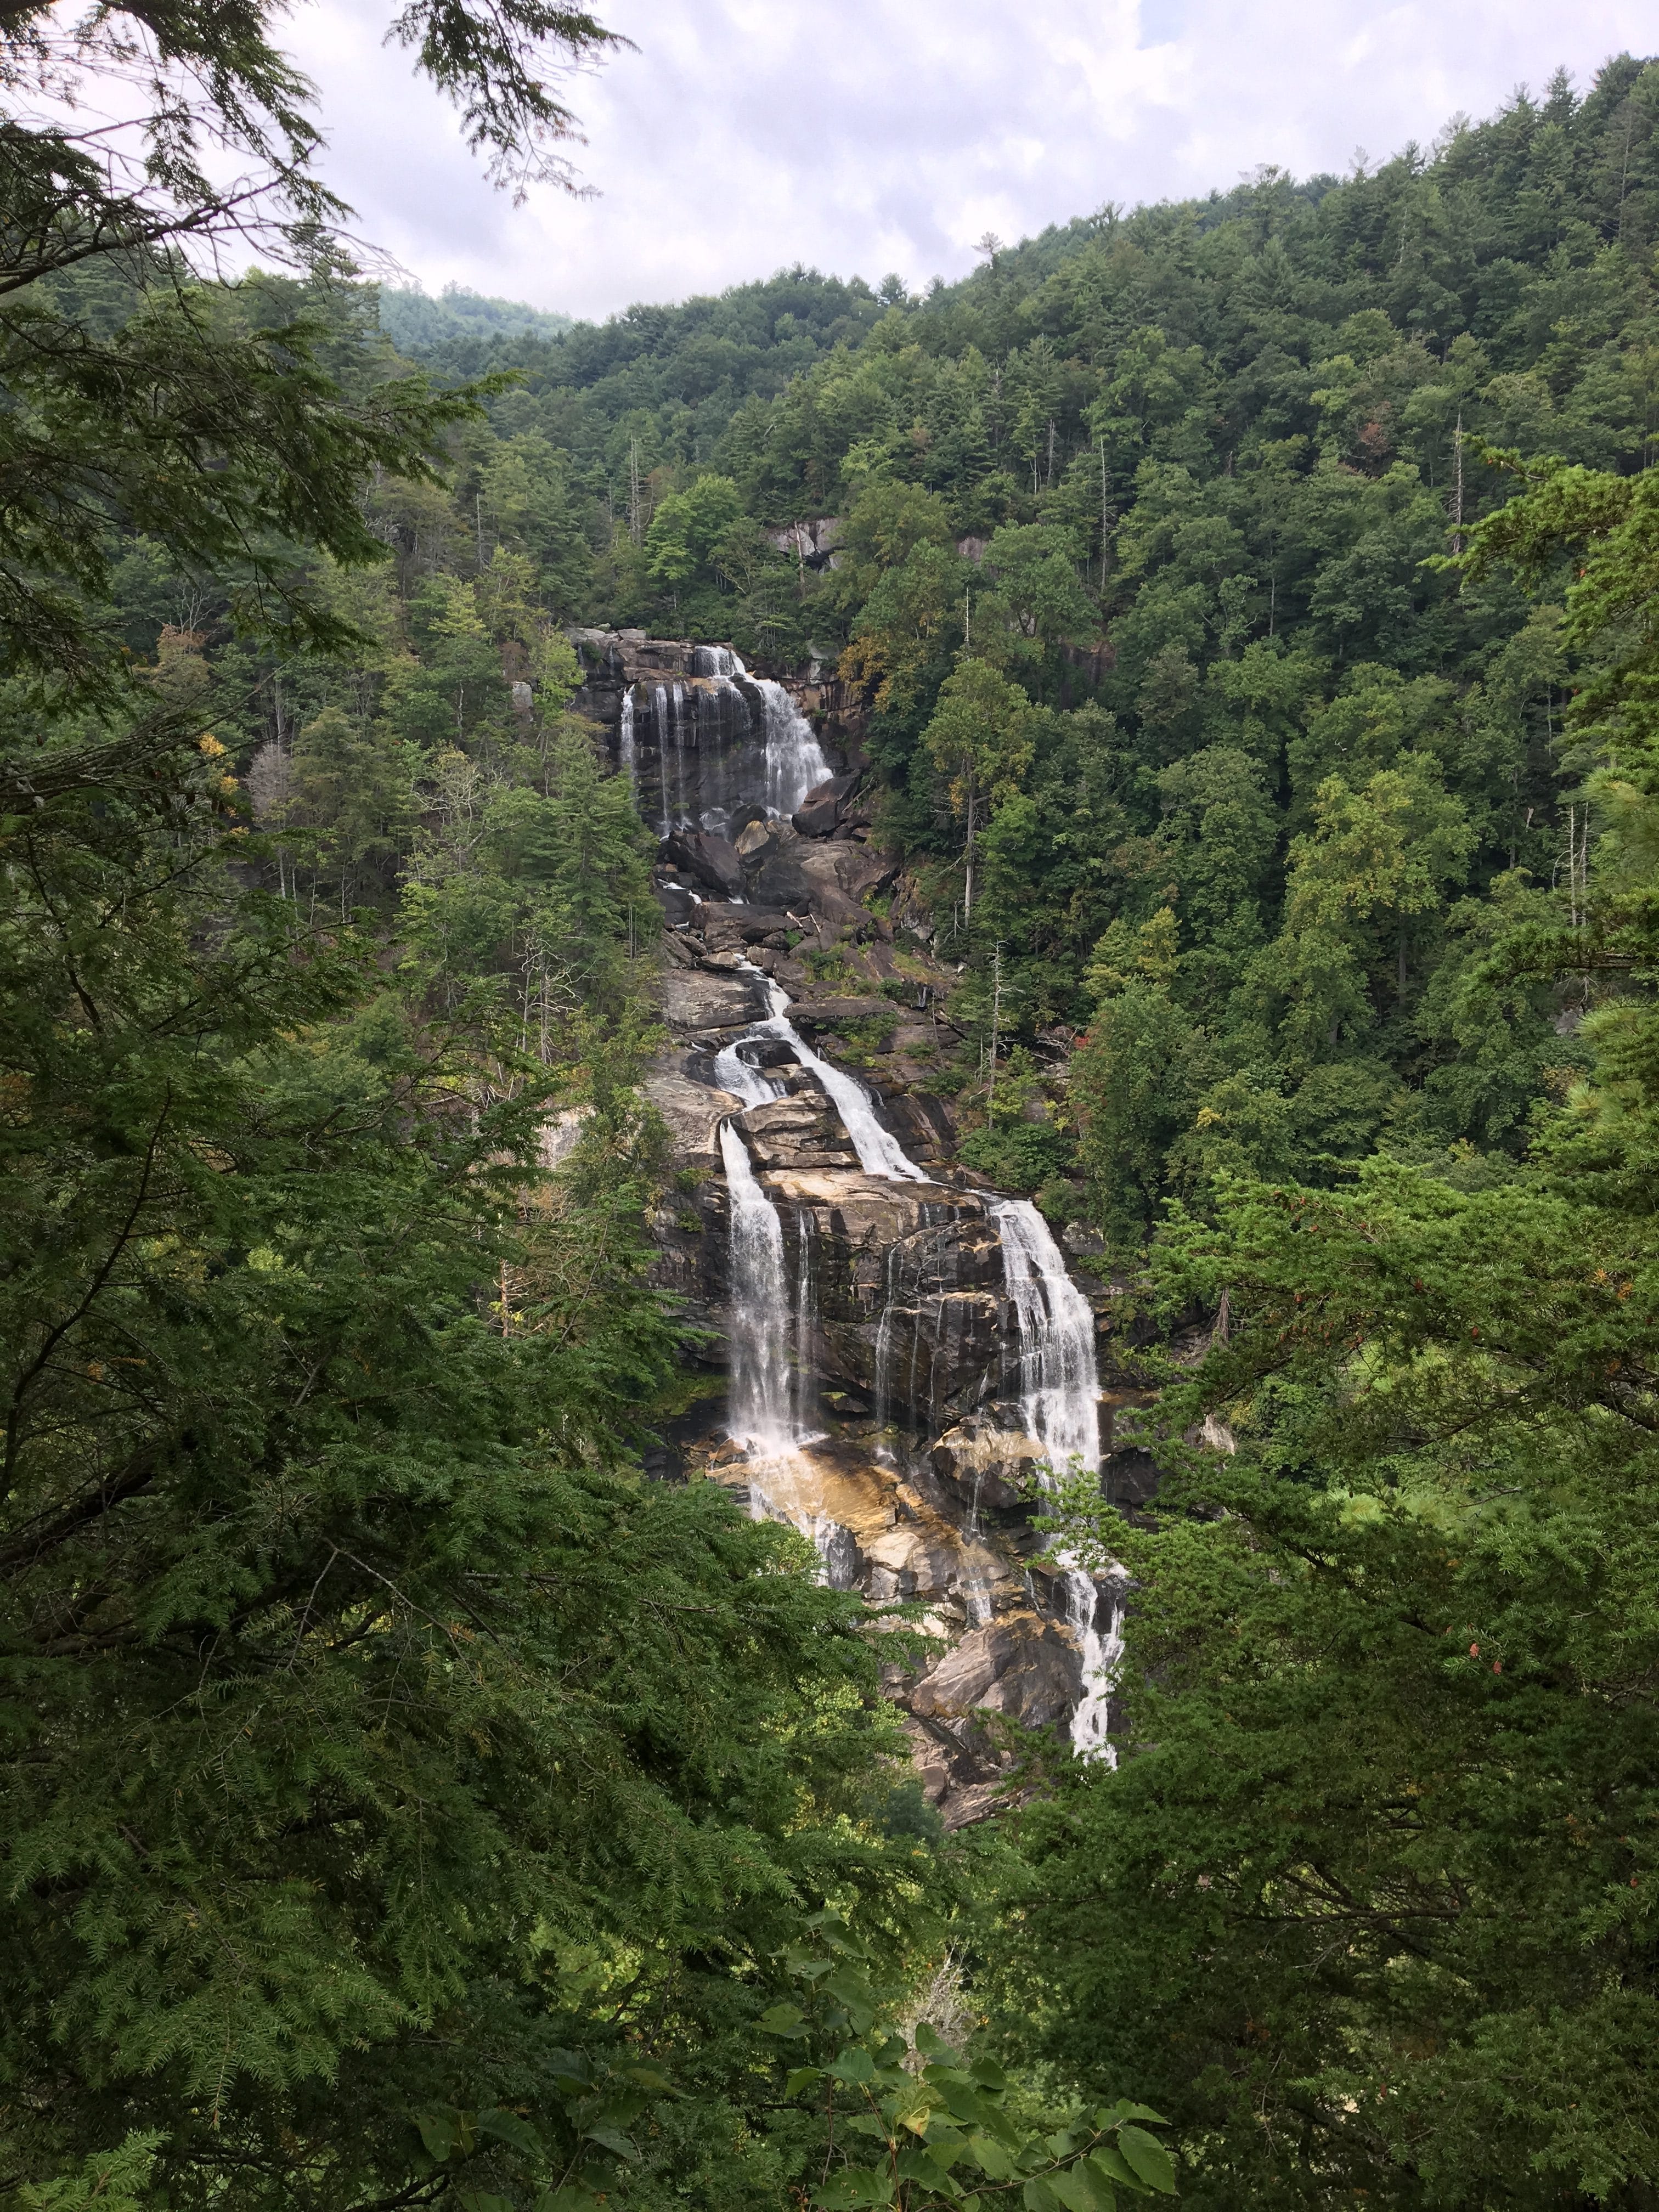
[{"xmin": 284, "ymin": 0, "xmax": 1658, "ymax": 323}]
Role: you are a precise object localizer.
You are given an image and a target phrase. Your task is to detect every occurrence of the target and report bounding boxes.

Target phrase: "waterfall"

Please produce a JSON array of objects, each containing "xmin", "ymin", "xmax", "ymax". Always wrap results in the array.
[
  {"xmin": 618, "ymin": 686, "xmax": 636, "ymax": 783},
  {"xmin": 872, "ymin": 1243, "xmax": 901, "ymax": 1452},
  {"xmin": 632, "ymin": 646, "xmax": 827, "ymax": 836},
  {"xmin": 793, "ymin": 1206, "xmax": 817, "ymax": 1437},
  {"xmin": 1063, "ymin": 1573, "xmax": 1122, "ymax": 1763},
  {"xmin": 755, "ymin": 680, "xmax": 832, "ymax": 817},
  {"xmin": 718, "ymin": 1120, "xmax": 796, "ymax": 1455},
  {"xmin": 992, "ymin": 1197, "xmax": 1119, "ymax": 1762},
  {"xmin": 992, "ymin": 1198, "xmax": 1101, "ymax": 1474},
  {"xmin": 712, "ymin": 1036, "xmax": 778, "ymax": 1107},
  {"xmin": 653, "ymin": 683, "xmax": 672, "ymax": 837},
  {"xmin": 757, "ymin": 975, "xmax": 929, "ymax": 1181},
  {"xmin": 621, "ymin": 660, "xmax": 1119, "ymax": 1762}
]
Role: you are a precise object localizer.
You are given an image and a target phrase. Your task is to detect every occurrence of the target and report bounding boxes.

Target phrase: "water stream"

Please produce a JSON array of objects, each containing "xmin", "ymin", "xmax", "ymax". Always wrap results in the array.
[
  {"xmin": 717, "ymin": 1119, "xmax": 795, "ymax": 1457},
  {"xmin": 633, "ymin": 650, "xmax": 831, "ymax": 837},
  {"xmin": 640, "ymin": 658, "xmax": 1118, "ymax": 1755}
]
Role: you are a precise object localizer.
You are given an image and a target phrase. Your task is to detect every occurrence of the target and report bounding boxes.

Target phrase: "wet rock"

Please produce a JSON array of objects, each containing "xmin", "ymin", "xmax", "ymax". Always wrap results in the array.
[
  {"xmin": 929, "ymin": 1419, "xmax": 1042, "ymax": 1514},
  {"xmin": 910, "ymin": 1614, "xmax": 1081, "ymax": 1732},
  {"xmin": 791, "ymin": 995, "xmax": 895, "ymax": 1031},
  {"xmin": 738, "ymin": 1095, "xmax": 859, "ymax": 1170},
  {"xmin": 644, "ymin": 1071, "xmax": 743, "ymax": 1162},
  {"xmin": 697, "ymin": 904, "xmax": 795, "ymax": 952},
  {"xmin": 882, "ymin": 1092, "xmax": 955, "ymax": 1162},
  {"xmin": 663, "ymin": 829, "xmax": 746, "ymax": 899},
  {"xmin": 661, "ymin": 967, "xmax": 770, "ymax": 1035},
  {"xmin": 793, "ymin": 770, "xmax": 861, "ymax": 838},
  {"xmin": 656, "ymin": 881, "xmax": 700, "ymax": 927}
]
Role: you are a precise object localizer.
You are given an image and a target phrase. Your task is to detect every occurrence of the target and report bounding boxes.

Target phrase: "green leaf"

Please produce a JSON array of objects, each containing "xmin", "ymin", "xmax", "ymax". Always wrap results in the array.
[
  {"xmin": 620, "ymin": 2063, "xmax": 675, "ymax": 2095},
  {"xmin": 1116, "ymin": 2128, "xmax": 1176, "ymax": 2196},
  {"xmin": 413, "ymin": 2110, "xmax": 456, "ymax": 2163},
  {"xmin": 1048, "ymin": 2165, "xmax": 1114, "ymax": 2212},
  {"xmin": 970, "ymin": 2057, "xmax": 1009, "ymax": 2091},
  {"xmin": 923, "ymin": 2125, "xmax": 969, "ymax": 2167},
  {"xmin": 477, "ymin": 2108, "xmax": 539, "ymax": 2156},
  {"xmin": 963, "ymin": 2136, "xmax": 1015, "ymax": 2181},
  {"xmin": 915, "ymin": 2023, "xmax": 956, "ymax": 2058},
  {"xmin": 786, "ymin": 2067, "xmax": 825, "ymax": 2097},
  {"xmin": 938, "ymin": 2081, "xmax": 994, "ymax": 2128},
  {"xmin": 1024, "ymin": 2180, "xmax": 1063, "ymax": 2212},
  {"xmin": 1094, "ymin": 2104, "xmax": 1169, "ymax": 2130},
  {"xmin": 583, "ymin": 2124, "xmax": 640, "ymax": 2161},
  {"xmin": 816, "ymin": 2165, "xmax": 896, "ymax": 2209},
  {"xmin": 760, "ymin": 2002, "xmax": 809, "ymax": 2035},
  {"xmin": 1090, "ymin": 2147, "xmax": 1149, "ymax": 2194},
  {"xmin": 831, "ymin": 2045, "xmax": 878, "ymax": 2085}
]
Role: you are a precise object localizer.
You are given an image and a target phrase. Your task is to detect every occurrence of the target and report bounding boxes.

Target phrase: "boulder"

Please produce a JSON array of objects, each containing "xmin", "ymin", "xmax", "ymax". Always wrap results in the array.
[
  {"xmin": 661, "ymin": 967, "xmax": 769, "ymax": 1035},
  {"xmin": 793, "ymin": 770, "xmax": 861, "ymax": 838},
  {"xmin": 789, "ymin": 995, "xmax": 895, "ymax": 1031},
  {"xmin": 909, "ymin": 1615, "xmax": 1081, "ymax": 1732},
  {"xmin": 644, "ymin": 1070, "xmax": 743, "ymax": 1162},
  {"xmin": 737, "ymin": 1095, "xmax": 858, "ymax": 1170},
  {"xmin": 929, "ymin": 1420, "xmax": 1043, "ymax": 1514},
  {"xmin": 697, "ymin": 904, "xmax": 795, "ymax": 951},
  {"xmin": 663, "ymin": 829, "xmax": 746, "ymax": 899},
  {"xmin": 743, "ymin": 819, "xmax": 897, "ymax": 927}
]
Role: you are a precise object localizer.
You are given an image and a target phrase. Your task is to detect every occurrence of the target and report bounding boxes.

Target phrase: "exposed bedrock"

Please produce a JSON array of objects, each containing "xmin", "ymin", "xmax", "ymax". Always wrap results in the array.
[{"xmin": 612, "ymin": 637, "xmax": 1155, "ymax": 1819}]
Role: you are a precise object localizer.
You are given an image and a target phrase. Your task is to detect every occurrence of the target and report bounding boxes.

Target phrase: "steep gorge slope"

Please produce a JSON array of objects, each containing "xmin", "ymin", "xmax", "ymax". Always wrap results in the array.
[{"xmin": 568, "ymin": 630, "xmax": 1172, "ymax": 1824}]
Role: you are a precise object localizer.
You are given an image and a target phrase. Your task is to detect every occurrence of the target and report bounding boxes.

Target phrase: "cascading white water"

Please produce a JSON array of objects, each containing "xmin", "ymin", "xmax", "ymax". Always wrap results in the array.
[
  {"xmin": 758, "ymin": 975, "xmax": 929, "ymax": 1181},
  {"xmin": 712, "ymin": 1036, "xmax": 778, "ymax": 1107},
  {"xmin": 618, "ymin": 687, "xmax": 636, "ymax": 782},
  {"xmin": 718, "ymin": 1120, "xmax": 795, "ymax": 1457},
  {"xmin": 1064, "ymin": 1577, "xmax": 1122, "ymax": 1763},
  {"xmin": 653, "ymin": 683, "xmax": 672, "ymax": 837},
  {"xmin": 992, "ymin": 1199, "xmax": 1102, "ymax": 1474},
  {"xmin": 793, "ymin": 1205, "xmax": 817, "ymax": 1437},
  {"xmin": 990, "ymin": 1196, "xmax": 1119, "ymax": 1761},
  {"xmin": 755, "ymin": 680, "xmax": 832, "ymax": 817},
  {"xmin": 630, "ymin": 656, "xmax": 1118, "ymax": 1757}
]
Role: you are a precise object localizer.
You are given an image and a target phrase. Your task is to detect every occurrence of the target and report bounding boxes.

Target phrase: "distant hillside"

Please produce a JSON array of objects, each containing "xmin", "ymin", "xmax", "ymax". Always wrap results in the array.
[
  {"xmin": 377, "ymin": 283, "xmax": 572, "ymax": 352},
  {"xmin": 402, "ymin": 266, "xmax": 902, "ymax": 472}
]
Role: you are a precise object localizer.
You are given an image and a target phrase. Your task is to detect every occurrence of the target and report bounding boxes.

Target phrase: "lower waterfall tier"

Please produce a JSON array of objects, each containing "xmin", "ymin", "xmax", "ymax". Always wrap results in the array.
[{"xmin": 642, "ymin": 871, "xmax": 1156, "ymax": 1822}]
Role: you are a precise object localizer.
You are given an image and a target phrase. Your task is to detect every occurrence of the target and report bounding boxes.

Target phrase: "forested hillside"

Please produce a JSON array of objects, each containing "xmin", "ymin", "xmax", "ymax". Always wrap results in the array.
[
  {"xmin": 255, "ymin": 54, "xmax": 1659, "ymax": 1236},
  {"xmin": 8, "ymin": 8, "xmax": 1659, "ymax": 2209}
]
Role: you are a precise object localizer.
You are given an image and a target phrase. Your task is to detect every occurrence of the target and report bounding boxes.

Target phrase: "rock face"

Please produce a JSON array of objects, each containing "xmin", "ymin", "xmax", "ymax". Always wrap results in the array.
[
  {"xmin": 579, "ymin": 636, "xmax": 1152, "ymax": 1825},
  {"xmin": 568, "ymin": 631, "xmax": 848, "ymax": 842},
  {"xmin": 794, "ymin": 770, "xmax": 861, "ymax": 838}
]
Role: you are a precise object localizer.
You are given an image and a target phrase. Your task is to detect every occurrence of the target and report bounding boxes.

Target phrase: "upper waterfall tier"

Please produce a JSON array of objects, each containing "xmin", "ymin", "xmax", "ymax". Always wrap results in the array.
[
  {"xmin": 570, "ymin": 631, "xmax": 834, "ymax": 840},
  {"xmin": 636, "ymin": 672, "xmax": 831, "ymax": 838}
]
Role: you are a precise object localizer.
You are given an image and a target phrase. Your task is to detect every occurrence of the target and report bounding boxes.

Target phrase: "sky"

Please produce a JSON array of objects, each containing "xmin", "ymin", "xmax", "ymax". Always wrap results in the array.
[{"xmin": 284, "ymin": 0, "xmax": 1659, "ymax": 323}]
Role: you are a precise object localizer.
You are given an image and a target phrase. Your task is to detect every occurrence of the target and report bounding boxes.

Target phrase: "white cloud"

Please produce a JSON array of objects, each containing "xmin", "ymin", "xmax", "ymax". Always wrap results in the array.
[{"xmin": 283, "ymin": 0, "xmax": 1658, "ymax": 320}]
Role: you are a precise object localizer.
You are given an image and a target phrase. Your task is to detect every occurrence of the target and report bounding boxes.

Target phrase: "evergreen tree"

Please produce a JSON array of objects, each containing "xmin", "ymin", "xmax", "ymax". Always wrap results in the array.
[{"xmin": 1000, "ymin": 449, "xmax": 1659, "ymax": 2210}]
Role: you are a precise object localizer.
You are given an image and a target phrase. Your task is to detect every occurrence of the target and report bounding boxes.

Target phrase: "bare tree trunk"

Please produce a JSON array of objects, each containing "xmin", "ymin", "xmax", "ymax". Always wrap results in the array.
[{"xmin": 1451, "ymin": 411, "xmax": 1464, "ymax": 556}]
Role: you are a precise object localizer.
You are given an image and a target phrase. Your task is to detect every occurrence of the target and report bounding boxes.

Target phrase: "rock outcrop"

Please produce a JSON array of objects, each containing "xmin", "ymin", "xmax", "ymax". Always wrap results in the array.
[{"xmin": 571, "ymin": 635, "xmax": 1153, "ymax": 1824}]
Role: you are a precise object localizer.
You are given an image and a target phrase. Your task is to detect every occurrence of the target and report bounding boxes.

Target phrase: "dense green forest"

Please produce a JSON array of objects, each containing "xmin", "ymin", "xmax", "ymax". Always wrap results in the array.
[
  {"xmin": 378, "ymin": 284, "xmax": 574, "ymax": 353},
  {"xmin": 5, "ymin": 2, "xmax": 1659, "ymax": 2207},
  {"xmin": 239, "ymin": 52, "xmax": 1659, "ymax": 1231}
]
